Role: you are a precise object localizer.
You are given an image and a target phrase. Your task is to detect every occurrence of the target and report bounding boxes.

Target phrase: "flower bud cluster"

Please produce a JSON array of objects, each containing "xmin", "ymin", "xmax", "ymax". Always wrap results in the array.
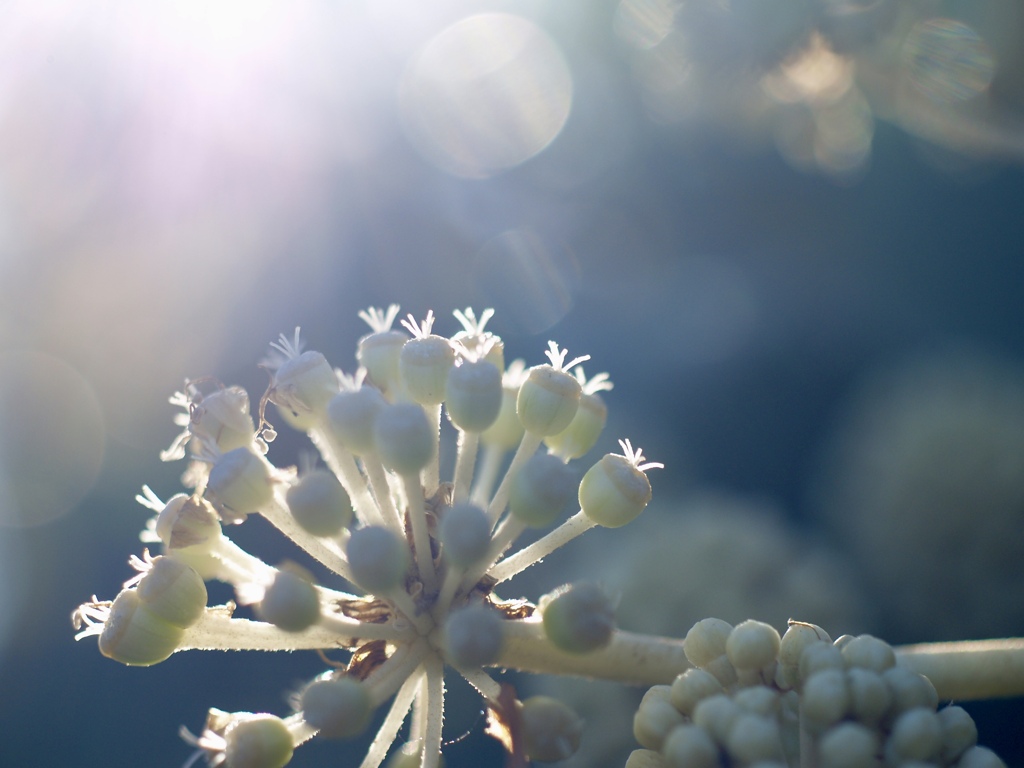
[
  {"xmin": 630, "ymin": 618, "xmax": 1007, "ymax": 768},
  {"xmin": 73, "ymin": 304, "xmax": 662, "ymax": 768}
]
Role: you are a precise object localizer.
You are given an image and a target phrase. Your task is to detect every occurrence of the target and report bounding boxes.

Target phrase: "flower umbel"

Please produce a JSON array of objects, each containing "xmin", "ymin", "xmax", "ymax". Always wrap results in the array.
[{"xmin": 73, "ymin": 306, "xmax": 666, "ymax": 768}]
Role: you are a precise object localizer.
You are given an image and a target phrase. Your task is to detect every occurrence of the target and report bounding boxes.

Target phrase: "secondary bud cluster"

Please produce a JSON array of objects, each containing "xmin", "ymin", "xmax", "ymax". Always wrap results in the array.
[{"xmin": 630, "ymin": 618, "xmax": 1007, "ymax": 768}]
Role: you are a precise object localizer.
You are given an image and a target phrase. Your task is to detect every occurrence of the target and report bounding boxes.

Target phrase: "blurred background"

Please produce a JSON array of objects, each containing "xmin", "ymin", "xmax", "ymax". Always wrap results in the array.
[{"xmin": 0, "ymin": 0, "xmax": 1022, "ymax": 765}]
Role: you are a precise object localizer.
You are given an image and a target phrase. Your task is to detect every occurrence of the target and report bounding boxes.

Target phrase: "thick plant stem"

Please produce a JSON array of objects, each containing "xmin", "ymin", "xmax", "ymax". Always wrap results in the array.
[
  {"xmin": 498, "ymin": 621, "xmax": 1024, "ymax": 701},
  {"xmin": 496, "ymin": 620, "xmax": 689, "ymax": 686},
  {"xmin": 896, "ymin": 638, "xmax": 1024, "ymax": 700}
]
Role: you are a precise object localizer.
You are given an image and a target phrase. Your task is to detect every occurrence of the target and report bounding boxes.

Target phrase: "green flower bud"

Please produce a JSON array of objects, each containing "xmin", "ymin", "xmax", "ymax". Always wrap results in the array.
[
  {"xmin": 256, "ymin": 565, "xmax": 321, "ymax": 632},
  {"xmin": 445, "ymin": 359, "xmax": 502, "ymax": 433},
  {"xmin": 373, "ymin": 403, "xmax": 434, "ymax": 475},
  {"xmin": 938, "ymin": 705, "xmax": 978, "ymax": 764},
  {"xmin": 887, "ymin": 708, "xmax": 942, "ymax": 764},
  {"xmin": 300, "ymin": 677, "xmax": 372, "ymax": 739},
  {"xmin": 817, "ymin": 722, "xmax": 879, "ymax": 768},
  {"xmin": 725, "ymin": 713, "xmax": 784, "ymax": 764},
  {"xmin": 634, "ymin": 686, "xmax": 684, "ymax": 751},
  {"xmin": 326, "ymin": 387, "xmax": 387, "ymax": 456},
  {"xmin": 726, "ymin": 619, "xmax": 781, "ymax": 671},
  {"xmin": 778, "ymin": 621, "xmax": 830, "ymax": 689},
  {"xmin": 438, "ymin": 502, "xmax": 491, "ymax": 568},
  {"xmin": 480, "ymin": 377, "xmax": 525, "ymax": 449},
  {"xmin": 270, "ymin": 350, "xmax": 338, "ymax": 417},
  {"xmin": 136, "ymin": 555, "xmax": 207, "ymax": 629},
  {"xmin": 519, "ymin": 696, "xmax": 584, "ymax": 762},
  {"xmin": 544, "ymin": 390, "xmax": 607, "ymax": 460},
  {"xmin": 443, "ymin": 604, "xmax": 504, "ymax": 668},
  {"xmin": 206, "ymin": 447, "xmax": 274, "ymax": 521},
  {"xmin": 517, "ymin": 365, "xmax": 581, "ymax": 436},
  {"xmin": 662, "ymin": 724, "xmax": 719, "ymax": 768},
  {"xmin": 539, "ymin": 581, "xmax": 615, "ymax": 654},
  {"xmin": 840, "ymin": 634, "xmax": 895, "ymax": 672},
  {"xmin": 800, "ymin": 669, "xmax": 849, "ymax": 733},
  {"xmin": 98, "ymin": 589, "xmax": 184, "ymax": 667},
  {"xmin": 579, "ymin": 452, "xmax": 652, "ymax": 528},
  {"xmin": 399, "ymin": 334, "xmax": 455, "ymax": 406},
  {"xmin": 684, "ymin": 618, "xmax": 733, "ymax": 668},
  {"xmin": 670, "ymin": 668, "xmax": 724, "ymax": 717},
  {"xmin": 846, "ymin": 668, "xmax": 891, "ymax": 726},
  {"xmin": 692, "ymin": 693, "xmax": 741, "ymax": 745},
  {"xmin": 346, "ymin": 526, "xmax": 409, "ymax": 593},
  {"xmin": 509, "ymin": 452, "xmax": 575, "ymax": 529},
  {"xmin": 285, "ymin": 470, "xmax": 352, "ymax": 537},
  {"xmin": 358, "ymin": 329, "xmax": 407, "ymax": 394},
  {"xmin": 223, "ymin": 713, "xmax": 294, "ymax": 768}
]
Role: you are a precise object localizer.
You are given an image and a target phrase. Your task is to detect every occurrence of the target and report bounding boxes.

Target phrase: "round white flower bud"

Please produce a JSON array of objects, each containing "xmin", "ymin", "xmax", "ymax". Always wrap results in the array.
[
  {"xmin": 544, "ymin": 390, "xmax": 607, "ymax": 460},
  {"xmin": 400, "ymin": 335, "xmax": 455, "ymax": 406},
  {"xmin": 326, "ymin": 387, "xmax": 387, "ymax": 456},
  {"xmin": 733, "ymin": 686, "xmax": 780, "ymax": 717},
  {"xmin": 882, "ymin": 666, "xmax": 938, "ymax": 719},
  {"xmin": 443, "ymin": 603, "xmax": 504, "ymax": 668},
  {"xmin": 509, "ymin": 452, "xmax": 575, "ymax": 529},
  {"xmin": 256, "ymin": 566, "xmax": 321, "ymax": 632},
  {"xmin": 670, "ymin": 668, "xmax": 724, "ymax": 717},
  {"xmin": 445, "ymin": 359, "xmax": 502, "ymax": 433},
  {"xmin": 285, "ymin": 470, "xmax": 352, "ymax": 537},
  {"xmin": 840, "ymin": 634, "xmax": 896, "ymax": 672},
  {"xmin": 692, "ymin": 693, "xmax": 742, "ymax": 745},
  {"xmin": 98, "ymin": 589, "xmax": 184, "ymax": 667},
  {"xmin": 517, "ymin": 365, "xmax": 581, "ymax": 436},
  {"xmin": 634, "ymin": 686, "xmax": 684, "ymax": 751},
  {"xmin": 663, "ymin": 724, "xmax": 720, "ymax": 768},
  {"xmin": 271, "ymin": 350, "xmax": 338, "ymax": 417},
  {"xmin": 778, "ymin": 622, "xmax": 830, "ymax": 689},
  {"xmin": 136, "ymin": 555, "xmax": 207, "ymax": 629},
  {"xmin": 726, "ymin": 619, "xmax": 781, "ymax": 671},
  {"xmin": 438, "ymin": 502, "xmax": 491, "ymax": 568},
  {"xmin": 800, "ymin": 669, "xmax": 850, "ymax": 733},
  {"xmin": 373, "ymin": 403, "xmax": 434, "ymax": 475},
  {"xmin": 480, "ymin": 382, "xmax": 525, "ymax": 449},
  {"xmin": 346, "ymin": 526, "xmax": 409, "ymax": 593},
  {"xmin": 223, "ymin": 713, "xmax": 294, "ymax": 768},
  {"xmin": 725, "ymin": 713, "xmax": 784, "ymax": 764},
  {"xmin": 579, "ymin": 453, "xmax": 653, "ymax": 528},
  {"xmin": 192, "ymin": 386, "xmax": 255, "ymax": 454},
  {"xmin": 957, "ymin": 746, "xmax": 1008, "ymax": 768},
  {"xmin": 684, "ymin": 618, "xmax": 733, "ymax": 668},
  {"xmin": 817, "ymin": 722, "xmax": 879, "ymax": 768},
  {"xmin": 206, "ymin": 447, "xmax": 274, "ymax": 520},
  {"xmin": 539, "ymin": 581, "xmax": 615, "ymax": 654},
  {"xmin": 938, "ymin": 705, "xmax": 978, "ymax": 764},
  {"xmin": 625, "ymin": 749, "xmax": 670, "ymax": 768},
  {"xmin": 358, "ymin": 329, "xmax": 408, "ymax": 394},
  {"xmin": 156, "ymin": 494, "xmax": 222, "ymax": 554},
  {"xmin": 887, "ymin": 707, "xmax": 943, "ymax": 764},
  {"xmin": 846, "ymin": 667, "xmax": 891, "ymax": 726},
  {"xmin": 519, "ymin": 696, "xmax": 584, "ymax": 762},
  {"xmin": 798, "ymin": 642, "xmax": 844, "ymax": 686},
  {"xmin": 300, "ymin": 677, "xmax": 372, "ymax": 739}
]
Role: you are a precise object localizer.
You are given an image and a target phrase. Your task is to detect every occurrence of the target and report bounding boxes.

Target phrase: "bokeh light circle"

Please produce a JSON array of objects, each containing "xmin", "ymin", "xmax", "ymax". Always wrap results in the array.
[
  {"xmin": 0, "ymin": 351, "xmax": 105, "ymax": 527},
  {"xmin": 903, "ymin": 18, "xmax": 996, "ymax": 103},
  {"xmin": 399, "ymin": 14, "xmax": 573, "ymax": 179},
  {"xmin": 474, "ymin": 228, "xmax": 580, "ymax": 336}
]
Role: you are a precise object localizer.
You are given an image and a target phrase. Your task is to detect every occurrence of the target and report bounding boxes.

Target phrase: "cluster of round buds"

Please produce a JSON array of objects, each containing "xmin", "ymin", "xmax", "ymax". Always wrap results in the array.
[
  {"xmin": 74, "ymin": 304, "xmax": 663, "ymax": 768},
  {"xmin": 629, "ymin": 618, "xmax": 1007, "ymax": 768}
]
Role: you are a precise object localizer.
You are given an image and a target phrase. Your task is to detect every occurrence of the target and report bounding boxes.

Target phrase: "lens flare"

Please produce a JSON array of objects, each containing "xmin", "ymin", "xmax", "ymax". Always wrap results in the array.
[{"xmin": 399, "ymin": 14, "xmax": 573, "ymax": 179}]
